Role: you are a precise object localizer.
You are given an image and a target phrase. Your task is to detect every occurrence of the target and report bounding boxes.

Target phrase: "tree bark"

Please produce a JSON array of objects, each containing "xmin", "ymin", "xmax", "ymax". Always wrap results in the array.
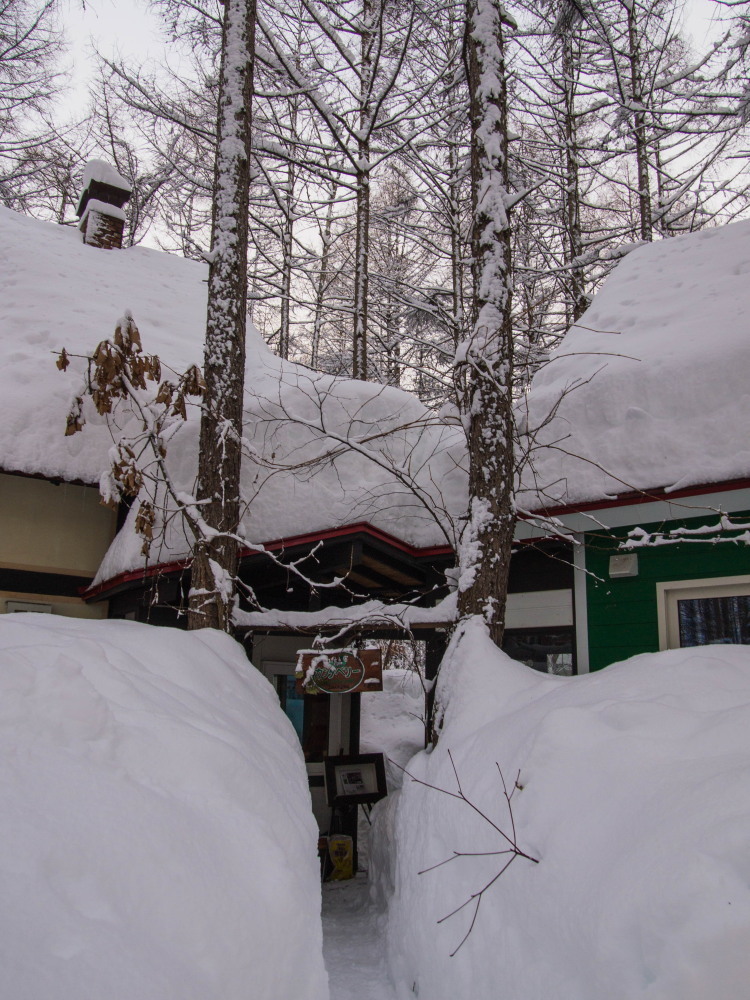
[
  {"xmin": 352, "ymin": 0, "xmax": 374, "ymax": 381},
  {"xmin": 278, "ymin": 162, "xmax": 294, "ymax": 360},
  {"xmin": 561, "ymin": 32, "xmax": 587, "ymax": 322},
  {"xmin": 457, "ymin": 0, "xmax": 517, "ymax": 648},
  {"xmin": 311, "ymin": 182, "xmax": 338, "ymax": 369},
  {"xmin": 188, "ymin": 0, "xmax": 255, "ymax": 632},
  {"xmin": 278, "ymin": 54, "xmax": 301, "ymax": 361},
  {"xmin": 626, "ymin": 2, "xmax": 653, "ymax": 242},
  {"xmin": 448, "ymin": 140, "xmax": 466, "ymax": 351}
]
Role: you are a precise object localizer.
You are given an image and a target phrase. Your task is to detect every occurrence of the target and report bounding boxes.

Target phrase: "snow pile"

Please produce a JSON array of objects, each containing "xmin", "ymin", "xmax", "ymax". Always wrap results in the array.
[
  {"xmin": 361, "ymin": 667, "xmax": 426, "ymax": 896},
  {"xmin": 360, "ymin": 667, "xmax": 426, "ymax": 789},
  {"xmin": 0, "ymin": 614, "xmax": 328, "ymax": 1000},
  {"xmin": 80, "ymin": 198, "xmax": 128, "ymax": 222},
  {"xmin": 521, "ymin": 219, "xmax": 750, "ymax": 507},
  {"xmin": 375, "ymin": 618, "xmax": 750, "ymax": 1000}
]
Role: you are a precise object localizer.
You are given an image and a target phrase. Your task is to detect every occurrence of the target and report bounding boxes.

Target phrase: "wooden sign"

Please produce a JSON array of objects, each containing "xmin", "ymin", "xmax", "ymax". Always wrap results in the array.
[{"xmin": 296, "ymin": 648, "xmax": 383, "ymax": 695}]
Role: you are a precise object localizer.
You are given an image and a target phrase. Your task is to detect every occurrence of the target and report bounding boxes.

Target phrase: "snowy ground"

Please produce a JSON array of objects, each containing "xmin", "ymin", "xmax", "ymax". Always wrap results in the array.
[
  {"xmin": 0, "ymin": 615, "xmax": 328, "ymax": 1000},
  {"xmin": 324, "ymin": 668, "xmax": 423, "ymax": 1000},
  {"xmin": 323, "ymin": 877, "xmax": 397, "ymax": 1000},
  {"xmin": 375, "ymin": 619, "xmax": 750, "ymax": 1000},
  {"xmin": 6, "ymin": 614, "xmax": 750, "ymax": 999}
]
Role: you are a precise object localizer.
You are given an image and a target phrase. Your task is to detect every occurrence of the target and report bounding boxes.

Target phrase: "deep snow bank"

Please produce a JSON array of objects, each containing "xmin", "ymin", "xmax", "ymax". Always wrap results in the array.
[
  {"xmin": 0, "ymin": 614, "xmax": 328, "ymax": 1000},
  {"xmin": 360, "ymin": 667, "xmax": 425, "ymax": 789},
  {"xmin": 375, "ymin": 618, "xmax": 750, "ymax": 1000}
]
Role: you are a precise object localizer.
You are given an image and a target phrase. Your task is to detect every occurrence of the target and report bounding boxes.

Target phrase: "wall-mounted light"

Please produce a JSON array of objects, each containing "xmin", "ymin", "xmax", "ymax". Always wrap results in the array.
[{"xmin": 609, "ymin": 554, "xmax": 638, "ymax": 578}]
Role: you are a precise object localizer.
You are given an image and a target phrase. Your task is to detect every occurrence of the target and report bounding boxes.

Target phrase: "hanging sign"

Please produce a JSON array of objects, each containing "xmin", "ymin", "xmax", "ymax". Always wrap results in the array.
[{"xmin": 296, "ymin": 648, "xmax": 383, "ymax": 695}]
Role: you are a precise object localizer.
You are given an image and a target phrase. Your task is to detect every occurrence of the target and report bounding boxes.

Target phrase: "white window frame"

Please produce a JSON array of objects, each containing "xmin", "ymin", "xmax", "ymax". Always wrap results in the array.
[{"xmin": 656, "ymin": 574, "xmax": 750, "ymax": 650}]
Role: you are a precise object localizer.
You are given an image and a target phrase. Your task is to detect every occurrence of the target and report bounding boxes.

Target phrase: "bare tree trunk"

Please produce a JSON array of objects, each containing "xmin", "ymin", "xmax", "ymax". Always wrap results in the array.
[
  {"xmin": 352, "ymin": 154, "xmax": 371, "ymax": 381},
  {"xmin": 457, "ymin": 0, "xmax": 517, "ymax": 648},
  {"xmin": 310, "ymin": 183, "xmax": 337, "ymax": 370},
  {"xmin": 352, "ymin": 0, "xmax": 373, "ymax": 380},
  {"xmin": 188, "ymin": 0, "xmax": 255, "ymax": 632},
  {"xmin": 278, "ymin": 50, "xmax": 301, "ymax": 361},
  {"xmin": 448, "ymin": 141, "xmax": 466, "ymax": 351},
  {"xmin": 385, "ymin": 295, "xmax": 401, "ymax": 385},
  {"xmin": 278, "ymin": 162, "xmax": 294, "ymax": 360},
  {"xmin": 561, "ymin": 32, "xmax": 587, "ymax": 322},
  {"xmin": 627, "ymin": 2, "xmax": 653, "ymax": 242}
]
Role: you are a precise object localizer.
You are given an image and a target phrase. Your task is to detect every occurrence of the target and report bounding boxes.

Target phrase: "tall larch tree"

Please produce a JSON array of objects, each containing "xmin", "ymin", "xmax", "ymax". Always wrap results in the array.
[
  {"xmin": 188, "ymin": 0, "xmax": 255, "ymax": 631},
  {"xmin": 456, "ymin": 0, "xmax": 518, "ymax": 647}
]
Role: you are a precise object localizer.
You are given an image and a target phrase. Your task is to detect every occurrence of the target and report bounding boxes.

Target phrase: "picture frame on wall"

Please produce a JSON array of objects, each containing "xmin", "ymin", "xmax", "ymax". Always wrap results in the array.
[{"xmin": 324, "ymin": 753, "xmax": 388, "ymax": 806}]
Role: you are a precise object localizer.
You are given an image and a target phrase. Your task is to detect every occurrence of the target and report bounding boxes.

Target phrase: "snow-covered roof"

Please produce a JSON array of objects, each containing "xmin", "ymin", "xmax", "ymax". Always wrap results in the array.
[
  {"xmin": 520, "ymin": 220, "xmax": 750, "ymax": 510},
  {"xmin": 0, "ymin": 205, "xmax": 465, "ymax": 584},
  {"xmin": 4, "ymin": 202, "xmax": 747, "ymax": 585}
]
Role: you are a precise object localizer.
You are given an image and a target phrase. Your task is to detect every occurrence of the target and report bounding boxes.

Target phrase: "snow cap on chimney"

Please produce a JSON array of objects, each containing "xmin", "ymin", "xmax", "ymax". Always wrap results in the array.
[{"xmin": 77, "ymin": 160, "xmax": 132, "ymax": 250}]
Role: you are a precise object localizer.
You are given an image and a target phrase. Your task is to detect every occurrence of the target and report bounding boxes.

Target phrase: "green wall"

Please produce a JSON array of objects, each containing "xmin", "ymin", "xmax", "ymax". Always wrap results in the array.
[{"xmin": 585, "ymin": 510, "xmax": 750, "ymax": 671}]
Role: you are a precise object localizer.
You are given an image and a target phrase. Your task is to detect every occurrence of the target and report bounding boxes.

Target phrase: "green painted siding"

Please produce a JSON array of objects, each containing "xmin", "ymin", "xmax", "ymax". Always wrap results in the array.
[{"xmin": 585, "ymin": 510, "xmax": 750, "ymax": 671}]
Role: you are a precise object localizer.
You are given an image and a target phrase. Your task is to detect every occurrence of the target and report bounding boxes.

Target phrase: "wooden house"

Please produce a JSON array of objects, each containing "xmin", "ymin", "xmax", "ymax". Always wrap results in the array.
[
  {"xmin": 2, "ymin": 167, "xmax": 749, "ymax": 774},
  {"xmin": 519, "ymin": 220, "xmax": 750, "ymax": 672}
]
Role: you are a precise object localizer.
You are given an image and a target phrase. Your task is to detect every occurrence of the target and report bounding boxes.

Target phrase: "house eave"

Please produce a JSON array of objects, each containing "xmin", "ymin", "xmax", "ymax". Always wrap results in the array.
[
  {"xmin": 0, "ymin": 466, "xmax": 99, "ymax": 489},
  {"xmin": 83, "ymin": 521, "xmax": 455, "ymax": 603},
  {"xmin": 522, "ymin": 477, "xmax": 750, "ymax": 537}
]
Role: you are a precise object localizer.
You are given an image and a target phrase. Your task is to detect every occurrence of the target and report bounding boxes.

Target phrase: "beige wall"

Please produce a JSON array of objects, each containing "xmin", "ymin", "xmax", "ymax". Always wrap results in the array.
[
  {"xmin": 1, "ymin": 591, "xmax": 108, "ymax": 618},
  {"xmin": 0, "ymin": 472, "xmax": 116, "ymax": 577}
]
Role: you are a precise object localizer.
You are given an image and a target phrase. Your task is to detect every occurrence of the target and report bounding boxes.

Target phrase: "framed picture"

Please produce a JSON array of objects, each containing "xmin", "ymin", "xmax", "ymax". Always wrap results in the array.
[{"xmin": 324, "ymin": 753, "xmax": 388, "ymax": 806}]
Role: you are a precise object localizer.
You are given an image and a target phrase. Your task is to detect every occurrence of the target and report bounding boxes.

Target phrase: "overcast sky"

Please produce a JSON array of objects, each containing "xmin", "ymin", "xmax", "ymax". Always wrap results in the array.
[
  {"xmin": 62, "ymin": 0, "xmax": 723, "ymax": 108},
  {"xmin": 62, "ymin": 0, "xmax": 166, "ymax": 108}
]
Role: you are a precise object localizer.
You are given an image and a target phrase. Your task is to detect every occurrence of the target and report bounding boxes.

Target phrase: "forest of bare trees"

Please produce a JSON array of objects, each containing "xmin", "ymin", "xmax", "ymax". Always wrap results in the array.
[{"xmin": 5, "ymin": 0, "xmax": 749, "ymax": 396}]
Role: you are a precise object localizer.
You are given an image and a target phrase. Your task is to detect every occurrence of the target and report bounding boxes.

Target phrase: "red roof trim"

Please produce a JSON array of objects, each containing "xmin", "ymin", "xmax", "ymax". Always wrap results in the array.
[
  {"xmin": 85, "ymin": 479, "xmax": 750, "ymax": 600},
  {"xmin": 527, "ymin": 477, "xmax": 750, "ymax": 519},
  {"xmin": 243, "ymin": 521, "xmax": 453, "ymax": 560},
  {"xmin": 82, "ymin": 557, "xmax": 191, "ymax": 600},
  {"xmin": 83, "ymin": 522, "xmax": 454, "ymax": 601}
]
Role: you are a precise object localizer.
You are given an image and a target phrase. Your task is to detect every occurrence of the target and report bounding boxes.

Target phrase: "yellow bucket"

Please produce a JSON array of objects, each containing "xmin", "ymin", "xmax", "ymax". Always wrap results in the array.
[{"xmin": 327, "ymin": 834, "xmax": 354, "ymax": 881}]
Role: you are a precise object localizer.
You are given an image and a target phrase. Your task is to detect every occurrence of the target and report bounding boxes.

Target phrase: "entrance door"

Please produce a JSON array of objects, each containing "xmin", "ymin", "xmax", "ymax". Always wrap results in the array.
[
  {"xmin": 275, "ymin": 673, "xmax": 329, "ymax": 760},
  {"xmin": 263, "ymin": 660, "xmax": 354, "ymax": 834}
]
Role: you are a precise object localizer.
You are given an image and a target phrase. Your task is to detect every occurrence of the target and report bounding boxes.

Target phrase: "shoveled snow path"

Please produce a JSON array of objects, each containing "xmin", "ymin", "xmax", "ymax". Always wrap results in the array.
[{"xmin": 322, "ymin": 876, "xmax": 399, "ymax": 1000}]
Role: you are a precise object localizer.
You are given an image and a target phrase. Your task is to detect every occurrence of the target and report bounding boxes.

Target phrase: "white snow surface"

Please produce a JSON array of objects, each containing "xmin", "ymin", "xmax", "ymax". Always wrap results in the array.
[
  {"xmin": 0, "ymin": 614, "xmax": 328, "ymax": 1000},
  {"xmin": 374, "ymin": 618, "xmax": 750, "ymax": 1000},
  {"xmin": 81, "ymin": 159, "xmax": 132, "ymax": 193},
  {"xmin": 323, "ymin": 878, "xmax": 397, "ymax": 1000},
  {"xmin": 237, "ymin": 592, "xmax": 457, "ymax": 632},
  {"xmin": 80, "ymin": 198, "xmax": 128, "ymax": 223},
  {"xmin": 520, "ymin": 219, "xmax": 750, "ymax": 506},
  {"xmin": 6, "ymin": 205, "xmax": 749, "ymax": 584},
  {"xmin": 360, "ymin": 667, "xmax": 425, "ymax": 791},
  {"xmin": 0, "ymin": 205, "xmax": 465, "ymax": 585}
]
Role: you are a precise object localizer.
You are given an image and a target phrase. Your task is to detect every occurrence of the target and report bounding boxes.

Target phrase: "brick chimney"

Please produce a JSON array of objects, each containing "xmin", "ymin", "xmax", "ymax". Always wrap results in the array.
[{"xmin": 77, "ymin": 160, "xmax": 132, "ymax": 250}]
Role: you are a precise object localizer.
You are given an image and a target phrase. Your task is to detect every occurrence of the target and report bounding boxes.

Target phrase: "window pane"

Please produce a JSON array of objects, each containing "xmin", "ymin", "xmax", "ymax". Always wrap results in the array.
[
  {"xmin": 677, "ymin": 595, "xmax": 750, "ymax": 647},
  {"xmin": 502, "ymin": 629, "xmax": 574, "ymax": 675},
  {"xmin": 276, "ymin": 677, "xmax": 329, "ymax": 760},
  {"xmin": 279, "ymin": 675, "xmax": 305, "ymax": 741}
]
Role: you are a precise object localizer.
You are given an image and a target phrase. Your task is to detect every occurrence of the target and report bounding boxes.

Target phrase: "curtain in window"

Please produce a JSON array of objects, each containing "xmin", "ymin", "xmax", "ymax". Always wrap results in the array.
[{"xmin": 677, "ymin": 595, "xmax": 750, "ymax": 646}]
